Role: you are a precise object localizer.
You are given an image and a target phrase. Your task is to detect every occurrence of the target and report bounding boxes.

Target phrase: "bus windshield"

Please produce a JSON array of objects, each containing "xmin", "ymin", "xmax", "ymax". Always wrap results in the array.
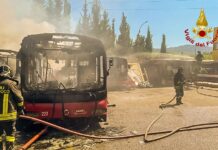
[{"xmin": 26, "ymin": 50, "xmax": 105, "ymax": 91}]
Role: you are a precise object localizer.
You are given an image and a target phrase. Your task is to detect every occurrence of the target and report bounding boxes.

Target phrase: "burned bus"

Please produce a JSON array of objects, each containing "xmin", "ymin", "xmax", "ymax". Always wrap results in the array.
[
  {"xmin": 18, "ymin": 33, "xmax": 108, "ymax": 122},
  {"xmin": 196, "ymin": 61, "xmax": 218, "ymax": 87},
  {"xmin": 143, "ymin": 59, "xmax": 196, "ymax": 87}
]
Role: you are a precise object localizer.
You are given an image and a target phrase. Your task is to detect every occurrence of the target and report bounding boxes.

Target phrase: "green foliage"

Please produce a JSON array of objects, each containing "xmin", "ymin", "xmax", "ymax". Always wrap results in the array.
[
  {"xmin": 145, "ymin": 27, "xmax": 153, "ymax": 52},
  {"xmin": 110, "ymin": 19, "xmax": 116, "ymax": 48},
  {"xmin": 117, "ymin": 13, "xmax": 132, "ymax": 49},
  {"xmin": 90, "ymin": 0, "xmax": 101, "ymax": 37},
  {"xmin": 63, "ymin": 0, "xmax": 71, "ymax": 32},
  {"xmin": 31, "ymin": 0, "xmax": 72, "ymax": 32},
  {"xmin": 160, "ymin": 34, "xmax": 167, "ymax": 53},
  {"xmin": 133, "ymin": 33, "xmax": 146, "ymax": 52},
  {"xmin": 76, "ymin": 0, "xmax": 90, "ymax": 34},
  {"xmin": 99, "ymin": 11, "xmax": 114, "ymax": 49},
  {"xmin": 77, "ymin": 0, "xmax": 116, "ymax": 50}
]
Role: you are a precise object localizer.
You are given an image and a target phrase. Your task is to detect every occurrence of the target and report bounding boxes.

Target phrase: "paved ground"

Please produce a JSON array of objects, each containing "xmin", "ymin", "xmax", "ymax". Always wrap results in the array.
[
  {"xmin": 15, "ymin": 87, "xmax": 218, "ymax": 150},
  {"xmin": 95, "ymin": 87, "xmax": 218, "ymax": 150}
]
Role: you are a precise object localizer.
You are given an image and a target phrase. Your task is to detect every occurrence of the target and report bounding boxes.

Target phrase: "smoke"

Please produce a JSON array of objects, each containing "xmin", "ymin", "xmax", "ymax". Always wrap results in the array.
[{"xmin": 0, "ymin": 0, "xmax": 55, "ymax": 50}]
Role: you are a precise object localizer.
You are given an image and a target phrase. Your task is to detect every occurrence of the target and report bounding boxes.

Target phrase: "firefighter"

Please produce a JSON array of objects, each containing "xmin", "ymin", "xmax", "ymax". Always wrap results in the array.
[
  {"xmin": 195, "ymin": 51, "xmax": 204, "ymax": 73},
  {"xmin": 195, "ymin": 51, "xmax": 204, "ymax": 63},
  {"xmin": 174, "ymin": 67, "xmax": 185, "ymax": 105},
  {"xmin": 0, "ymin": 65, "xmax": 24, "ymax": 150}
]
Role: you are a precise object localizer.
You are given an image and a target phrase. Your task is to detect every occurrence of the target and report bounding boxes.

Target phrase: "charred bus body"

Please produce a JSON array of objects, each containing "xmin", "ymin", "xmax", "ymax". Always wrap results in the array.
[
  {"xmin": 18, "ymin": 33, "xmax": 108, "ymax": 122},
  {"xmin": 143, "ymin": 59, "xmax": 196, "ymax": 87},
  {"xmin": 196, "ymin": 61, "xmax": 218, "ymax": 87},
  {"xmin": 107, "ymin": 57, "xmax": 129, "ymax": 90}
]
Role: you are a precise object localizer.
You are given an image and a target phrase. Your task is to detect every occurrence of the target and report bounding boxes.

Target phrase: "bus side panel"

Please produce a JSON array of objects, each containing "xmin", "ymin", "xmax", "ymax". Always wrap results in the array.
[{"xmin": 24, "ymin": 99, "xmax": 108, "ymax": 120}]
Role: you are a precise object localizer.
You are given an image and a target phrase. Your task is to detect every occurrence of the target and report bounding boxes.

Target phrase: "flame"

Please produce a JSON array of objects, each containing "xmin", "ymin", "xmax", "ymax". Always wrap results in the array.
[{"xmin": 196, "ymin": 9, "xmax": 208, "ymax": 27}]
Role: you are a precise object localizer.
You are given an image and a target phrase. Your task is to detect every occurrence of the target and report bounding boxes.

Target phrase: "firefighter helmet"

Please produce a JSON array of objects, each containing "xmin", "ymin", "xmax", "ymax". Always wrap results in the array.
[{"xmin": 0, "ymin": 65, "xmax": 13, "ymax": 77}]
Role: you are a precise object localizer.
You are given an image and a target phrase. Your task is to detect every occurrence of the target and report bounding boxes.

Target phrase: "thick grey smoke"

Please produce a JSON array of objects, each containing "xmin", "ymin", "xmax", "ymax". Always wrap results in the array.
[{"xmin": 0, "ymin": 0, "xmax": 55, "ymax": 50}]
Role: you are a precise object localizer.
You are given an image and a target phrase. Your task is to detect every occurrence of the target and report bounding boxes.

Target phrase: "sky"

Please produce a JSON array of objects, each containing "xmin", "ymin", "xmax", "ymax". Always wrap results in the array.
[{"xmin": 71, "ymin": 0, "xmax": 218, "ymax": 48}]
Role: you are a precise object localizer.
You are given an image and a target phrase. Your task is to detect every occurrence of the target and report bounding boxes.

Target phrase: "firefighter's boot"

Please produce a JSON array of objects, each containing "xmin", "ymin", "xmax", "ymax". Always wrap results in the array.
[
  {"xmin": 176, "ymin": 97, "xmax": 182, "ymax": 105},
  {"xmin": 6, "ymin": 142, "xmax": 14, "ymax": 150}
]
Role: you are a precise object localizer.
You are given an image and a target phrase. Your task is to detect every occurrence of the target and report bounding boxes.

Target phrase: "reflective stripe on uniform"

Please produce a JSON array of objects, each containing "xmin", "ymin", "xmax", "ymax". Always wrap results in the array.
[
  {"xmin": 3, "ymin": 93, "xmax": 9, "ymax": 115},
  {"xmin": 0, "ymin": 112, "xmax": 17, "ymax": 121},
  {"xmin": 6, "ymin": 136, "xmax": 15, "ymax": 142},
  {"xmin": 17, "ymin": 102, "xmax": 23, "ymax": 107}
]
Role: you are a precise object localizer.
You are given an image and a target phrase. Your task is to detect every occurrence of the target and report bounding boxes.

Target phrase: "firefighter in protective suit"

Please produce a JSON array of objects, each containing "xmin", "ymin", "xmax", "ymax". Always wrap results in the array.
[
  {"xmin": 0, "ymin": 65, "xmax": 24, "ymax": 150},
  {"xmin": 174, "ymin": 67, "xmax": 185, "ymax": 105}
]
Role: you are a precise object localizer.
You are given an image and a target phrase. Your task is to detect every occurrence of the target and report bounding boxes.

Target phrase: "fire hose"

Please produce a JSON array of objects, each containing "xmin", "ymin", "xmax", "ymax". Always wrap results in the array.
[
  {"xmin": 19, "ymin": 127, "xmax": 48, "ymax": 150},
  {"xmin": 145, "ymin": 84, "xmax": 218, "ymax": 142},
  {"xmin": 196, "ymin": 87, "xmax": 218, "ymax": 98},
  {"xmin": 159, "ymin": 95, "xmax": 176, "ymax": 109},
  {"xmin": 19, "ymin": 115, "xmax": 218, "ymax": 149}
]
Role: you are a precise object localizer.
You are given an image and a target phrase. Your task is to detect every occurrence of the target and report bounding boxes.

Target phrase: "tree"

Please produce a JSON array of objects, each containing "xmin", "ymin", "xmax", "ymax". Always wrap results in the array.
[
  {"xmin": 63, "ymin": 0, "xmax": 71, "ymax": 32},
  {"xmin": 99, "ymin": 10, "xmax": 112, "ymax": 48},
  {"xmin": 117, "ymin": 13, "xmax": 131, "ymax": 48},
  {"xmin": 46, "ymin": 0, "xmax": 55, "ymax": 24},
  {"xmin": 100, "ymin": 10, "xmax": 110, "ymax": 35},
  {"xmin": 32, "ymin": 0, "xmax": 47, "ymax": 22},
  {"xmin": 110, "ymin": 18, "xmax": 116, "ymax": 48},
  {"xmin": 133, "ymin": 33, "xmax": 145, "ymax": 52},
  {"xmin": 145, "ymin": 27, "xmax": 153, "ymax": 52},
  {"xmin": 90, "ymin": 0, "xmax": 101, "ymax": 37},
  {"xmin": 76, "ymin": 0, "xmax": 90, "ymax": 34},
  {"xmin": 160, "ymin": 34, "xmax": 167, "ymax": 53},
  {"xmin": 54, "ymin": 0, "xmax": 64, "ymax": 32}
]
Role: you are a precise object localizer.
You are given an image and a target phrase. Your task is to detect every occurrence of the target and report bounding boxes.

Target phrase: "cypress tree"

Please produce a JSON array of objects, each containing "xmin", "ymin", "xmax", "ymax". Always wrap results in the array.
[
  {"xmin": 76, "ymin": 0, "xmax": 90, "ymax": 34},
  {"xmin": 54, "ymin": 0, "xmax": 64, "ymax": 32},
  {"xmin": 145, "ymin": 27, "xmax": 153, "ymax": 52},
  {"xmin": 100, "ymin": 11, "xmax": 110, "ymax": 34},
  {"xmin": 90, "ymin": 0, "xmax": 101, "ymax": 37},
  {"xmin": 99, "ymin": 10, "xmax": 111, "ymax": 48},
  {"xmin": 111, "ymin": 18, "xmax": 116, "ymax": 48},
  {"xmin": 160, "ymin": 34, "xmax": 167, "ymax": 53},
  {"xmin": 134, "ymin": 33, "xmax": 145, "ymax": 52},
  {"xmin": 63, "ymin": 0, "xmax": 71, "ymax": 32},
  {"xmin": 117, "ymin": 13, "xmax": 131, "ymax": 48}
]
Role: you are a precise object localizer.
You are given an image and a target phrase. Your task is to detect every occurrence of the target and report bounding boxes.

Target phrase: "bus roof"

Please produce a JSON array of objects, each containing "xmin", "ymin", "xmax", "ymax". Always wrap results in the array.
[
  {"xmin": 20, "ymin": 33, "xmax": 105, "ymax": 54},
  {"xmin": 0, "ymin": 49, "xmax": 17, "ymax": 54}
]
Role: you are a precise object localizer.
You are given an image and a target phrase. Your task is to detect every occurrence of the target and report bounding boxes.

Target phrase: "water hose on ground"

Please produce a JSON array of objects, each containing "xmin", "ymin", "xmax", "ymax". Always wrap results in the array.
[
  {"xmin": 19, "ymin": 126, "xmax": 48, "ymax": 150},
  {"xmin": 196, "ymin": 87, "xmax": 218, "ymax": 98},
  {"xmin": 159, "ymin": 95, "xmax": 176, "ymax": 109},
  {"xmin": 19, "ymin": 115, "xmax": 218, "ymax": 141},
  {"xmin": 187, "ymin": 83, "xmax": 218, "ymax": 98}
]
